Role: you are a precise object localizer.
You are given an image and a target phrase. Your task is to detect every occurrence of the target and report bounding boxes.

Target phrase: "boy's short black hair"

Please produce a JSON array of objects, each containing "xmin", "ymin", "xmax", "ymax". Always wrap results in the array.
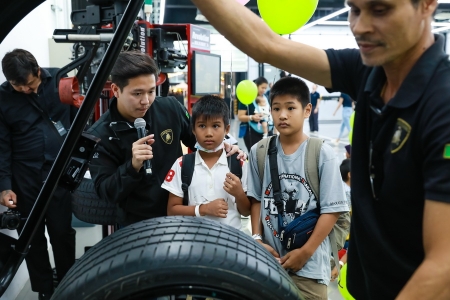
[
  {"xmin": 191, "ymin": 95, "xmax": 230, "ymax": 127},
  {"xmin": 110, "ymin": 51, "xmax": 159, "ymax": 91},
  {"xmin": 340, "ymin": 158, "xmax": 351, "ymax": 182},
  {"xmin": 270, "ymin": 77, "xmax": 310, "ymax": 108},
  {"xmin": 2, "ymin": 49, "xmax": 40, "ymax": 85}
]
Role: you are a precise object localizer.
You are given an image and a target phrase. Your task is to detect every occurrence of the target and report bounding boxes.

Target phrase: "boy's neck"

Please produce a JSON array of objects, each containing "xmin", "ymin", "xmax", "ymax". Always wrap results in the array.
[
  {"xmin": 278, "ymin": 132, "xmax": 309, "ymax": 155},
  {"xmin": 198, "ymin": 149, "xmax": 223, "ymax": 169}
]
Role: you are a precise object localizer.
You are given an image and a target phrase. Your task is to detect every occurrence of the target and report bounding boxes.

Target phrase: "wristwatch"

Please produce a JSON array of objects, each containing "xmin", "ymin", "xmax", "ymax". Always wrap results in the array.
[
  {"xmin": 252, "ymin": 234, "xmax": 262, "ymax": 240},
  {"xmin": 249, "ymin": 115, "xmax": 253, "ymax": 121}
]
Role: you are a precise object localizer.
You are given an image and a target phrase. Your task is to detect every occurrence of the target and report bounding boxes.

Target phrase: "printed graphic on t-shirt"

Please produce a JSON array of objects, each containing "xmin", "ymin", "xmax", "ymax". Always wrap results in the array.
[{"xmin": 262, "ymin": 172, "xmax": 314, "ymax": 239}]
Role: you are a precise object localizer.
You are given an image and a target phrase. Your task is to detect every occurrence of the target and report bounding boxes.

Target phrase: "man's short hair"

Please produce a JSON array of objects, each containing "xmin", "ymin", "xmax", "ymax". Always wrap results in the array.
[
  {"xmin": 191, "ymin": 95, "xmax": 230, "ymax": 127},
  {"xmin": 340, "ymin": 158, "xmax": 351, "ymax": 182},
  {"xmin": 2, "ymin": 49, "xmax": 40, "ymax": 85},
  {"xmin": 270, "ymin": 77, "xmax": 310, "ymax": 108},
  {"xmin": 110, "ymin": 51, "xmax": 159, "ymax": 91}
]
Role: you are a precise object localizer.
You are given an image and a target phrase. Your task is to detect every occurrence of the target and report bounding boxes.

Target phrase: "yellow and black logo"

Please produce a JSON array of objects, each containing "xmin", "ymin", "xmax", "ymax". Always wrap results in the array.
[
  {"xmin": 161, "ymin": 129, "xmax": 173, "ymax": 144},
  {"xmin": 391, "ymin": 118, "xmax": 411, "ymax": 153}
]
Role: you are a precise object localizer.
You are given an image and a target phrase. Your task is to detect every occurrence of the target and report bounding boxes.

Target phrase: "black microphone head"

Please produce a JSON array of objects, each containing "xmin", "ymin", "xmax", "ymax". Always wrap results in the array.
[{"xmin": 134, "ymin": 118, "xmax": 146, "ymax": 129}]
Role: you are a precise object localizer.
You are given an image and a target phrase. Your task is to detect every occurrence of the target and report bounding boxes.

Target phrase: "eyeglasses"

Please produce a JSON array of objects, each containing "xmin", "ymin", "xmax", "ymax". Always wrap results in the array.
[
  {"xmin": 369, "ymin": 105, "xmax": 383, "ymax": 201},
  {"xmin": 369, "ymin": 141, "xmax": 378, "ymax": 200}
]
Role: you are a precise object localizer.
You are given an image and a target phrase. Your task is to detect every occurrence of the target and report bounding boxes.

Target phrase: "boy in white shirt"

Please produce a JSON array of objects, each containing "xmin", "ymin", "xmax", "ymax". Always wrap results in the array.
[{"xmin": 162, "ymin": 95, "xmax": 250, "ymax": 229}]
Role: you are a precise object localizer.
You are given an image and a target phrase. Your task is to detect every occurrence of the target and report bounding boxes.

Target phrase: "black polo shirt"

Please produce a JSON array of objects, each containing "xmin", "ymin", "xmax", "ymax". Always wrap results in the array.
[{"xmin": 325, "ymin": 35, "xmax": 450, "ymax": 299}]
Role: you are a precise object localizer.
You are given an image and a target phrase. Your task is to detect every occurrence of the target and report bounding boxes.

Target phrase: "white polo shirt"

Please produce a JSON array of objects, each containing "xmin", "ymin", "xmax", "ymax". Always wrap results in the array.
[{"xmin": 162, "ymin": 149, "xmax": 248, "ymax": 230}]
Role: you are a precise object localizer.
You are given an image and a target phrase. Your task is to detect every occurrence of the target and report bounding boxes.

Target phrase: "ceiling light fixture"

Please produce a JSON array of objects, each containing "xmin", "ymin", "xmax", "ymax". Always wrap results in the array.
[
  {"xmin": 432, "ymin": 25, "xmax": 450, "ymax": 32},
  {"xmin": 297, "ymin": 7, "xmax": 350, "ymax": 32},
  {"xmin": 159, "ymin": 0, "xmax": 166, "ymax": 24}
]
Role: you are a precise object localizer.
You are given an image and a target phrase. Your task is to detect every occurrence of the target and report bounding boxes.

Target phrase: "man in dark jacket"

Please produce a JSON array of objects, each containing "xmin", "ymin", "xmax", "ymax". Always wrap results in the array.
[
  {"xmin": 0, "ymin": 49, "xmax": 77, "ymax": 300},
  {"xmin": 87, "ymin": 51, "xmax": 243, "ymax": 226}
]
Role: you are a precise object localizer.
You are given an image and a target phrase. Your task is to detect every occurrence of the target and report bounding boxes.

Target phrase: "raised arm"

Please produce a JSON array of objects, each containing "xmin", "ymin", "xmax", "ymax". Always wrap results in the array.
[
  {"xmin": 191, "ymin": 0, "xmax": 332, "ymax": 87},
  {"xmin": 396, "ymin": 200, "xmax": 450, "ymax": 299}
]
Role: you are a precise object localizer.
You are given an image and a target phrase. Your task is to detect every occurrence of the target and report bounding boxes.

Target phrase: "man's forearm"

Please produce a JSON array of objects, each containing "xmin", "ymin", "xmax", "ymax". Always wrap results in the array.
[{"xmin": 396, "ymin": 259, "xmax": 450, "ymax": 299}]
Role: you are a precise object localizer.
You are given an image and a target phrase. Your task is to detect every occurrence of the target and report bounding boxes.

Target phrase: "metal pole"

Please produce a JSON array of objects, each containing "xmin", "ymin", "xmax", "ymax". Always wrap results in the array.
[{"xmin": 16, "ymin": 0, "xmax": 145, "ymax": 258}]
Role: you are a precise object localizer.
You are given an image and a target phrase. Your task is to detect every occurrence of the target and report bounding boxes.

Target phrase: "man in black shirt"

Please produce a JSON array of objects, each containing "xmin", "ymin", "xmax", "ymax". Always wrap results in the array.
[
  {"xmin": 190, "ymin": 0, "xmax": 450, "ymax": 299},
  {"xmin": 87, "ymin": 51, "xmax": 244, "ymax": 226},
  {"xmin": 0, "ymin": 49, "xmax": 77, "ymax": 300}
]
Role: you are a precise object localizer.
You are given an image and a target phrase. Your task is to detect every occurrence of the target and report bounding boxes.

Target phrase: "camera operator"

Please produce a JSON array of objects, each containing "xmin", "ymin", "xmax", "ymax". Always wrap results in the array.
[{"xmin": 0, "ymin": 49, "xmax": 77, "ymax": 300}]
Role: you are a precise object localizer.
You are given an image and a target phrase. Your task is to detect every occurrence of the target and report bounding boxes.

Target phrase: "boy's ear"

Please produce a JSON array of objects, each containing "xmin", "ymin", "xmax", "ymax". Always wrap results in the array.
[
  {"xmin": 225, "ymin": 124, "xmax": 231, "ymax": 135},
  {"xmin": 348, "ymin": 171, "xmax": 351, "ymax": 180},
  {"xmin": 304, "ymin": 103, "xmax": 312, "ymax": 118}
]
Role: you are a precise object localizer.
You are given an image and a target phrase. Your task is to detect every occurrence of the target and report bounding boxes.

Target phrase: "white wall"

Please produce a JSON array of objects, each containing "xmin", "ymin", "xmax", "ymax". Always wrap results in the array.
[
  {"xmin": 0, "ymin": 2, "xmax": 72, "ymax": 298},
  {"xmin": 0, "ymin": 0, "xmax": 71, "ymax": 83}
]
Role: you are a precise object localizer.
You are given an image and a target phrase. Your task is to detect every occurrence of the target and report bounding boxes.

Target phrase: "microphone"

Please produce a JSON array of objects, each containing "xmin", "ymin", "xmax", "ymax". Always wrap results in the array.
[{"xmin": 134, "ymin": 118, "xmax": 152, "ymax": 175}]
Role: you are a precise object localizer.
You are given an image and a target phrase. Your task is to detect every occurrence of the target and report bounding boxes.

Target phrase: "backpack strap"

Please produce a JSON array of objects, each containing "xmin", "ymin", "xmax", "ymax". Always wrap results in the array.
[
  {"xmin": 181, "ymin": 153, "xmax": 196, "ymax": 206},
  {"xmin": 304, "ymin": 137, "xmax": 342, "ymax": 279},
  {"xmin": 228, "ymin": 152, "xmax": 242, "ymax": 180},
  {"xmin": 255, "ymin": 136, "xmax": 274, "ymax": 184},
  {"xmin": 266, "ymin": 137, "xmax": 285, "ymax": 231},
  {"xmin": 304, "ymin": 137, "xmax": 323, "ymax": 202}
]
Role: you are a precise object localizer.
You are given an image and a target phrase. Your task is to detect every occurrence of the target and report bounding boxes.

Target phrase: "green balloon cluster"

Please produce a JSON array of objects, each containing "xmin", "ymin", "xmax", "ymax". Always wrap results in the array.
[
  {"xmin": 338, "ymin": 263, "xmax": 356, "ymax": 300},
  {"xmin": 258, "ymin": 0, "xmax": 319, "ymax": 35},
  {"xmin": 236, "ymin": 80, "xmax": 258, "ymax": 105}
]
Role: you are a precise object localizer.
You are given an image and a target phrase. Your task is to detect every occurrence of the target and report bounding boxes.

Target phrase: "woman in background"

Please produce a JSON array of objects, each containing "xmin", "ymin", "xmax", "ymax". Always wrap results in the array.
[{"xmin": 237, "ymin": 77, "xmax": 270, "ymax": 151}]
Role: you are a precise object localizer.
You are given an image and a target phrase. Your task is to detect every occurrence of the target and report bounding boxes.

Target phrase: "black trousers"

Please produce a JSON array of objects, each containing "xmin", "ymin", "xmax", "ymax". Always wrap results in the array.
[
  {"xmin": 243, "ymin": 125, "xmax": 274, "ymax": 152},
  {"xmin": 309, "ymin": 107, "xmax": 319, "ymax": 132},
  {"xmin": 243, "ymin": 126, "xmax": 263, "ymax": 152},
  {"xmin": 17, "ymin": 186, "xmax": 76, "ymax": 293}
]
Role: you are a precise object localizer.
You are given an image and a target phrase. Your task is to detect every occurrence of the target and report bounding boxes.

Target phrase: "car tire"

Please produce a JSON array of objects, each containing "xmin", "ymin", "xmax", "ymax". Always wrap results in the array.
[
  {"xmin": 52, "ymin": 216, "xmax": 302, "ymax": 300},
  {"xmin": 71, "ymin": 178, "xmax": 116, "ymax": 225}
]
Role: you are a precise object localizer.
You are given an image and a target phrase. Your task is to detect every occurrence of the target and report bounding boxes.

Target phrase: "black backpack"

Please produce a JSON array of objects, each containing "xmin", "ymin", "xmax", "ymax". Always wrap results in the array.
[{"xmin": 181, "ymin": 152, "xmax": 242, "ymax": 205}]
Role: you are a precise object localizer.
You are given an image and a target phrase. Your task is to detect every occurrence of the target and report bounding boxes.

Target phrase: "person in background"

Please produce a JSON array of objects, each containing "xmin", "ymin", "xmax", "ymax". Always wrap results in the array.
[
  {"xmin": 331, "ymin": 158, "xmax": 352, "ymax": 282},
  {"xmin": 189, "ymin": 0, "xmax": 450, "ymax": 298},
  {"xmin": 237, "ymin": 76, "xmax": 270, "ymax": 151},
  {"xmin": 0, "ymin": 49, "xmax": 77, "ymax": 300},
  {"xmin": 255, "ymin": 95, "xmax": 271, "ymax": 138},
  {"xmin": 345, "ymin": 144, "xmax": 351, "ymax": 159},
  {"xmin": 332, "ymin": 93, "xmax": 354, "ymax": 144},
  {"xmin": 309, "ymin": 84, "xmax": 322, "ymax": 136},
  {"xmin": 163, "ymin": 95, "xmax": 250, "ymax": 229},
  {"xmin": 87, "ymin": 51, "xmax": 244, "ymax": 227}
]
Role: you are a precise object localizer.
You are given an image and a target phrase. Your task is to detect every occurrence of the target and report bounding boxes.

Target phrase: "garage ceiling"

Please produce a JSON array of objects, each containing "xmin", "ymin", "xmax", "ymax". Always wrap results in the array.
[{"xmin": 163, "ymin": 0, "xmax": 450, "ymax": 25}]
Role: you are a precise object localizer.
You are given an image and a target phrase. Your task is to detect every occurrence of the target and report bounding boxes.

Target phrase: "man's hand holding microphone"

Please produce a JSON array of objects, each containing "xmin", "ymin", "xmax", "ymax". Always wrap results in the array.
[{"xmin": 132, "ymin": 118, "xmax": 154, "ymax": 174}]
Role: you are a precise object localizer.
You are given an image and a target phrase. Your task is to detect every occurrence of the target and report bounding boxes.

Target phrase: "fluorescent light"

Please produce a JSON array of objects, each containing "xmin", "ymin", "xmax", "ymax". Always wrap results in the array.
[
  {"xmin": 298, "ymin": 7, "xmax": 350, "ymax": 31},
  {"xmin": 159, "ymin": 0, "xmax": 166, "ymax": 24},
  {"xmin": 432, "ymin": 25, "xmax": 450, "ymax": 32},
  {"xmin": 438, "ymin": 0, "xmax": 450, "ymax": 3},
  {"xmin": 432, "ymin": 22, "xmax": 450, "ymax": 26},
  {"xmin": 319, "ymin": 21, "xmax": 350, "ymax": 26}
]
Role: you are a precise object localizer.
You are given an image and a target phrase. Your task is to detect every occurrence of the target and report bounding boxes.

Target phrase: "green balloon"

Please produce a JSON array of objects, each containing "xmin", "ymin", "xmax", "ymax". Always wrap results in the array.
[
  {"xmin": 236, "ymin": 80, "xmax": 258, "ymax": 105},
  {"xmin": 349, "ymin": 111, "xmax": 355, "ymax": 144},
  {"xmin": 337, "ymin": 263, "xmax": 356, "ymax": 300},
  {"xmin": 258, "ymin": 0, "xmax": 318, "ymax": 35}
]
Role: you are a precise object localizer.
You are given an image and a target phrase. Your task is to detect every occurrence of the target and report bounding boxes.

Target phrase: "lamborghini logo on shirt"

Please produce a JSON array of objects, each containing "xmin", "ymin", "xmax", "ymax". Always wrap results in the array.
[
  {"xmin": 161, "ymin": 129, "xmax": 173, "ymax": 144},
  {"xmin": 391, "ymin": 118, "xmax": 411, "ymax": 153}
]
